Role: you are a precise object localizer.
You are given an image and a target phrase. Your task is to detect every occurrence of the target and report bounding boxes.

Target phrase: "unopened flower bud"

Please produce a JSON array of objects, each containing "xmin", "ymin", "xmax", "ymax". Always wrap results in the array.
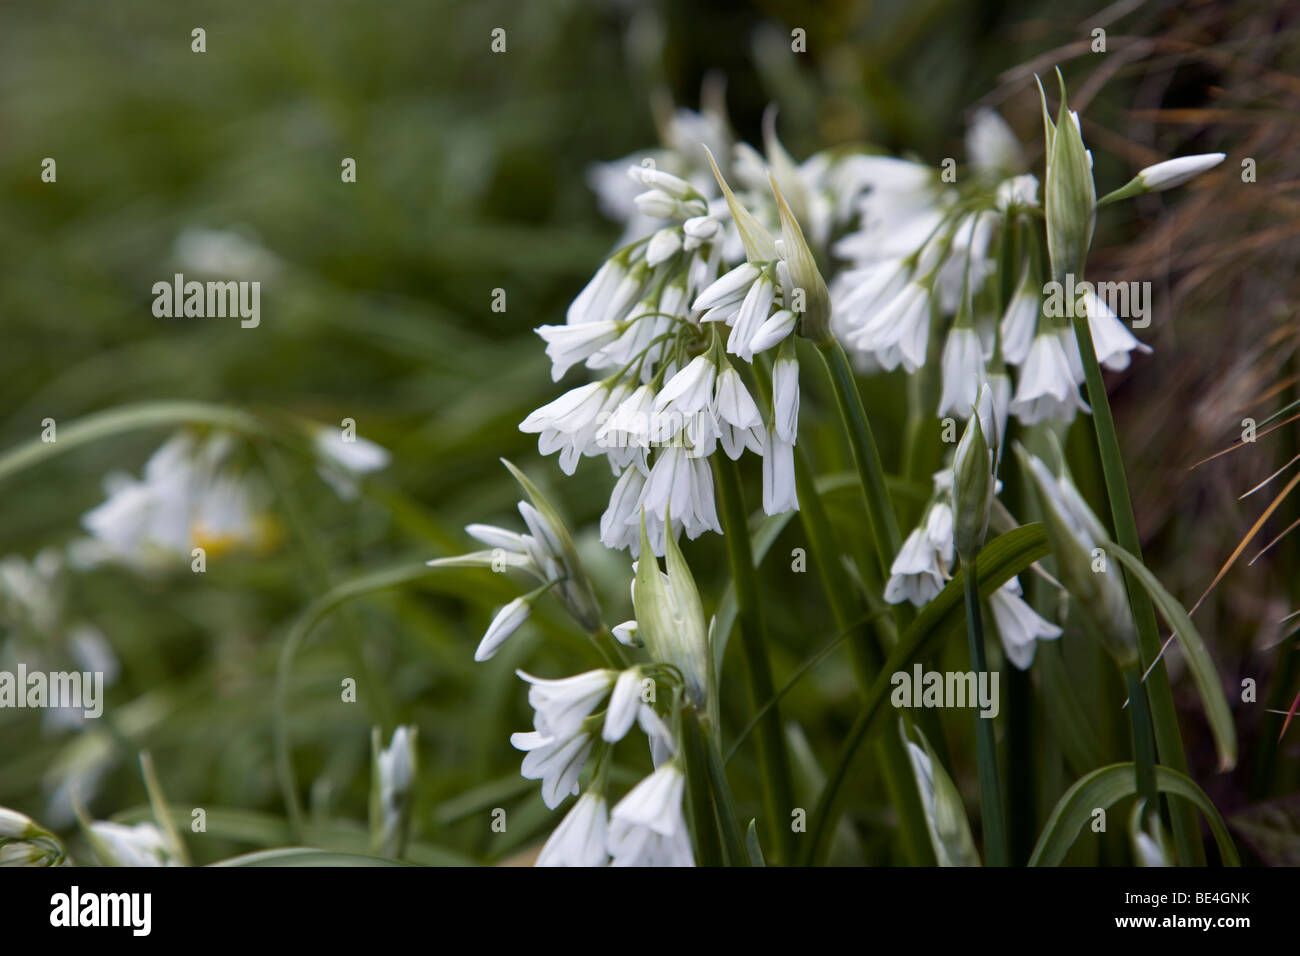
[{"xmin": 952, "ymin": 413, "xmax": 992, "ymax": 560}]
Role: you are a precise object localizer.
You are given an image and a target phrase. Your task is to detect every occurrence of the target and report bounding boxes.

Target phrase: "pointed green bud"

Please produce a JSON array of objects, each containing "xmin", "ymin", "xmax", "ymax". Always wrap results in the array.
[
  {"xmin": 633, "ymin": 510, "xmax": 709, "ymax": 709},
  {"xmin": 901, "ymin": 721, "xmax": 981, "ymax": 867},
  {"xmin": 770, "ymin": 173, "xmax": 832, "ymax": 345},
  {"xmin": 952, "ymin": 412, "xmax": 992, "ymax": 560},
  {"xmin": 762, "ymin": 106, "xmax": 812, "ymax": 233},
  {"xmin": 703, "ymin": 146, "xmax": 778, "ymax": 264},
  {"xmin": 1098, "ymin": 153, "xmax": 1227, "ymax": 206},
  {"xmin": 500, "ymin": 458, "xmax": 602, "ymax": 632},
  {"xmin": 1042, "ymin": 70, "xmax": 1096, "ymax": 282}
]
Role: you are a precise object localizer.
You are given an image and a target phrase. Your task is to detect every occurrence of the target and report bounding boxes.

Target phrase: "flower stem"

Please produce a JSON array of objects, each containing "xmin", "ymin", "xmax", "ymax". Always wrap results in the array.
[
  {"xmin": 817, "ymin": 339, "xmax": 902, "ymax": 569},
  {"xmin": 701, "ymin": 714, "xmax": 751, "ymax": 865},
  {"xmin": 1069, "ymin": 311, "xmax": 1205, "ymax": 864},
  {"xmin": 962, "ymin": 557, "xmax": 1008, "ymax": 866},
  {"xmin": 714, "ymin": 456, "xmax": 796, "ymax": 864},
  {"xmin": 1124, "ymin": 665, "xmax": 1160, "ymax": 814},
  {"xmin": 681, "ymin": 707, "xmax": 725, "ymax": 865}
]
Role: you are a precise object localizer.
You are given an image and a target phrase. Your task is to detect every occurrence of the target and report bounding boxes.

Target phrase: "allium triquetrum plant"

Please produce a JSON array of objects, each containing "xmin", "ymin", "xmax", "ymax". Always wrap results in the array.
[
  {"xmin": 424, "ymin": 70, "xmax": 1242, "ymax": 867},
  {"xmin": 0, "ymin": 68, "xmax": 1251, "ymax": 872}
]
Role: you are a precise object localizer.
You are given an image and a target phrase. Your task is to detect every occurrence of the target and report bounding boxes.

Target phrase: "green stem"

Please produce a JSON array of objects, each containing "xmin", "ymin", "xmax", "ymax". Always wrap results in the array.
[
  {"xmin": 962, "ymin": 557, "xmax": 1008, "ymax": 866},
  {"xmin": 1069, "ymin": 311, "xmax": 1205, "ymax": 865},
  {"xmin": 1124, "ymin": 666, "xmax": 1159, "ymax": 816},
  {"xmin": 817, "ymin": 339, "xmax": 902, "ymax": 567},
  {"xmin": 714, "ymin": 457, "xmax": 796, "ymax": 864},
  {"xmin": 682, "ymin": 709, "xmax": 725, "ymax": 866},
  {"xmin": 701, "ymin": 714, "xmax": 751, "ymax": 865}
]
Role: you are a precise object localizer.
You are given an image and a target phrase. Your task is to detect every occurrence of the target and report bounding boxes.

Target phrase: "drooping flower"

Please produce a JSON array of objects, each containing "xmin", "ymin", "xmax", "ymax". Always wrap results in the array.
[
  {"xmin": 885, "ymin": 501, "xmax": 955, "ymax": 606},
  {"xmin": 1008, "ymin": 331, "xmax": 1091, "ymax": 425},
  {"xmin": 988, "ymin": 577, "xmax": 1063, "ymax": 669},
  {"xmin": 536, "ymin": 792, "xmax": 609, "ymax": 867},
  {"xmin": 87, "ymin": 821, "xmax": 179, "ymax": 867},
  {"xmin": 372, "ymin": 725, "xmax": 417, "ymax": 857},
  {"xmin": 519, "ymin": 669, "xmax": 616, "ymax": 738},
  {"xmin": 937, "ymin": 326, "xmax": 987, "ymax": 420},
  {"xmin": 607, "ymin": 763, "xmax": 694, "ymax": 867},
  {"xmin": 510, "ymin": 727, "xmax": 595, "ymax": 810},
  {"xmin": 1083, "ymin": 290, "xmax": 1152, "ymax": 372}
]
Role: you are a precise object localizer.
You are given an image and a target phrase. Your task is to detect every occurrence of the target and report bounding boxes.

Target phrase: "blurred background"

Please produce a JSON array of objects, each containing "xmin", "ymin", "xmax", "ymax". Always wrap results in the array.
[{"xmin": 1, "ymin": 0, "xmax": 1297, "ymax": 864}]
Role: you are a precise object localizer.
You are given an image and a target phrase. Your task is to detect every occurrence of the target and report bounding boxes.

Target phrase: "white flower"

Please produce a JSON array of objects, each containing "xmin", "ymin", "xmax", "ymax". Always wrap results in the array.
[
  {"xmin": 314, "ymin": 428, "xmax": 389, "ymax": 500},
  {"xmin": 611, "ymin": 620, "xmax": 640, "ymax": 647},
  {"xmin": 519, "ymin": 381, "xmax": 610, "ymax": 476},
  {"xmin": 1009, "ymin": 332, "xmax": 1091, "ymax": 425},
  {"xmin": 476, "ymin": 597, "xmax": 531, "ymax": 662},
  {"xmin": 937, "ymin": 327, "xmax": 986, "ymax": 419},
  {"xmin": 568, "ymin": 257, "xmax": 628, "ymax": 325},
  {"xmin": 771, "ymin": 351, "xmax": 800, "ymax": 443},
  {"xmin": 761, "ymin": 428, "xmax": 799, "ymax": 516},
  {"xmin": 693, "ymin": 261, "xmax": 761, "ymax": 314},
  {"xmin": 174, "ymin": 226, "xmax": 280, "ymax": 281},
  {"xmin": 646, "ymin": 227, "xmax": 684, "ymax": 266},
  {"xmin": 996, "ymin": 174, "xmax": 1040, "ymax": 212},
  {"xmin": 511, "ymin": 728, "xmax": 594, "ymax": 810},
  {"xmin": 683, "ymin": 215, "xmax": 722, "ymax": 248},
  {"xmin": 748, "ymin": 308, "xmax": 797, "ymax": 353},
  {"xmin": 81, "ymin": 432, "xmax": 270, "ymax": 569},
  {"xmin": 519, "ymin": 669, "xmax": 615, "ymax": 738},
  {"xmin": 726, "ymin": 270, "xmax": 777, "ymax": 363},
  {"xmin": 314, "ymin": 429, "xmax": 389, "ymax": 474},
  {"xmin": 830, "ymin": 257, "xmax": 910, "ymax": 343},
  {"xmin": 985, "ymin": 371, "xmax": 1012, "ymax": 454},
  {"xmin": 1083, "ymin": 291, "xmax": 1152, "ymax": 371},
  {"xmin": 608, "ymin": 763, "xmax": 694, "ymax": 867},
  {"xmin": 603, "ymin": 669, "xmax": 643, "ymax": 742},
  {"xmin": 374, "ymin": 725, "xmax": 417, "ymax": 855},
  {"xmin": 377, "ymin": 726, "xmax": 415, "ymax": 797},
  {"xmin": 1135, "ymin": 153, "xmax": 1225, "ymax": 192},
  {"xmin": 638, "ymin": 706, "xmax": 677, "ymax": 767},
  {"xmin": 536, "ymin": 792, "xmax": 609, "ymax": 867},
  {"xmin": 535, "ymin": 322, "xmax": 625, "ymax": 382},
  {"xmin": 966, "ymin": 108, "xmax": 1023, "ymax": 177},
  {"xmin": 884, "ymin": 502, "xmax": 954, "ymax": 606},
  {"xmin": 714, "ymin": 365, "xmax": 764, "ymax": 460},
  {"xmin": 654, "ymin": 355, "xmax": 716, "ymax": 418},
  {"xmin": 999, "ymin": 272, "xmax": 1040, "ymax": 365},
  {"xmin": 0, "ymin": 807, "xmax": 37, "ymax": 840},
  {"xmin": 600, "ymin": 467, "xmax": 646, "ymax": 552},
  {"xmin": 465, "ymin": 522, "xmax": 531, "ymax": 553},
  {"xmin": 989, "ymin": 577, "xmax": 1062, "ymax": 669},
  {"xmin": 638, "ymin": 443, "xmax": 721, "ymax": 555},
  {"xmin": 88, "ymin": 821, "xmax": 177, "ymax": 867},
  {"xmin": 863, "ymin": 281, "xmax": 931, "ymax": 373}
]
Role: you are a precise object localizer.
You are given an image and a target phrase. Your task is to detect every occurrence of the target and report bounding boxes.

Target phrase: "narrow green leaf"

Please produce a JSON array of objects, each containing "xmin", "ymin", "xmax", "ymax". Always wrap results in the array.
[
  {"xmin": 0, "ymin": 401, "xmax": 267, "ymax": 485},
  {"xmin": 745, "ymin": 819, "xmax": 767, "ymax": 866},
  {"xmin": 1103, "ymin": 542, "xmax": 1237, "ymax": 772},
  {"xmin": 211, "ymin": 848, "xmax": 414, "ymax": 867},
  {"xmin": 1029, "ymin": 763, "xmax": 1239, "ymax": 866}
]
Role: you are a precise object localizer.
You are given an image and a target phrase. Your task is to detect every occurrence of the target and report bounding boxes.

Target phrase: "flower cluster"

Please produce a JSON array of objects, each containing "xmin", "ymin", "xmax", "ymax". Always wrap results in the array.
[{"xmin": 523, "ymin": 101, "xmax": 870, "ymax": 557}]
